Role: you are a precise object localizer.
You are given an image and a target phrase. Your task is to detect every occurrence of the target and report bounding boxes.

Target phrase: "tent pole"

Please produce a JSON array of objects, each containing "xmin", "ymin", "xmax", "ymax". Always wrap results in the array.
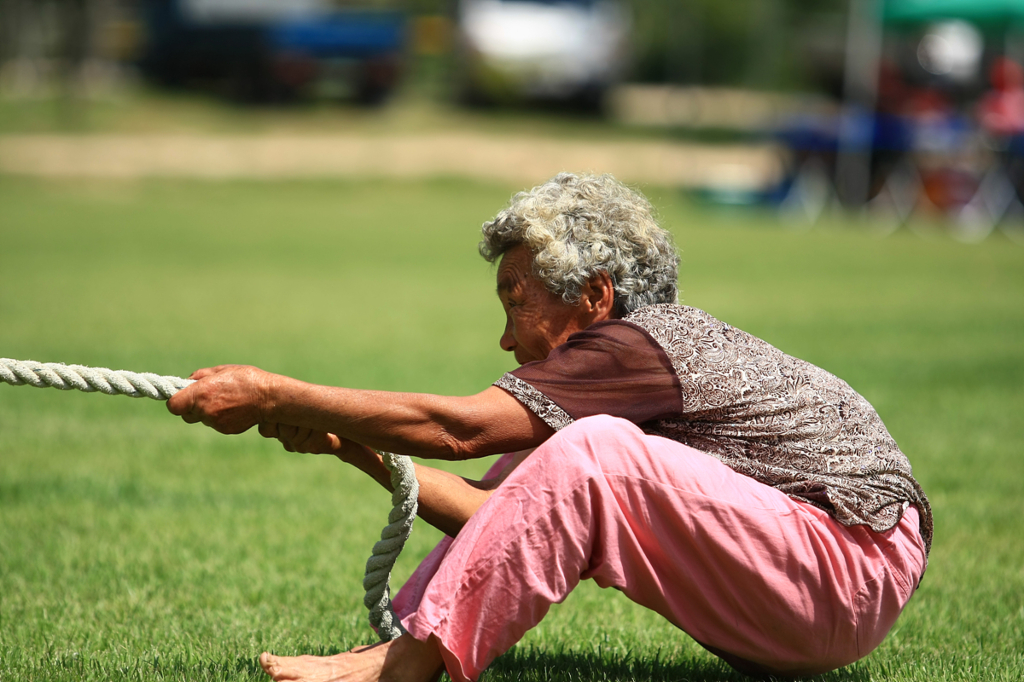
[{"xmin": 836, "ymin": 0, "xmax": 883, "ymax": 209}]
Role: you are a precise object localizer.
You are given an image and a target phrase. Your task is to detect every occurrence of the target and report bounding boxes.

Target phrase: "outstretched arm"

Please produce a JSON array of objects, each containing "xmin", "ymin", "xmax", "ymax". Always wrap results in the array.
[{"xmin": 166, "ymin": 364, "xmax": 552, "ymax": 460}]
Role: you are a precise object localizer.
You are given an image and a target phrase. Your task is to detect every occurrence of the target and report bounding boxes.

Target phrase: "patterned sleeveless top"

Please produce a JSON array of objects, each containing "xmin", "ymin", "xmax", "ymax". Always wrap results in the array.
[{"xmin": 495, "ymin": 303, "xmax": 932, "ymax": 554}]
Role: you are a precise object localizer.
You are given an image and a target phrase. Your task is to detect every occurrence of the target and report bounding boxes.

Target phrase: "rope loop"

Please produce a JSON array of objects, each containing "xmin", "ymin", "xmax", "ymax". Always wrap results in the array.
[
  {"xmin": 363, "ymin": 452, "xmax": 419, "ymax": 641},
  {"xmin": 1, "ymin": 358, "xmax": 417, "ymax": 641}
]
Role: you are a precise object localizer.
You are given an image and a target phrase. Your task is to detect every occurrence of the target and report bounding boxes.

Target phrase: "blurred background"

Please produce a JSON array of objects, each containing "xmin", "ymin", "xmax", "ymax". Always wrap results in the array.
[
  {"xmin": 2, "ymin": 0, "xmax": 1024, "ymax": 241},
  {"xmin": 2, "ymin": 6, "xmax": 1023, "ymax": 680}
]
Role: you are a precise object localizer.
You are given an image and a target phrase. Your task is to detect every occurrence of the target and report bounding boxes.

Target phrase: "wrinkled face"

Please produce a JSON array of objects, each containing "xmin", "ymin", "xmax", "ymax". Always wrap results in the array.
[{"xmin": 496, "ymin": 245, "xmax": 589, "ymax": 365}]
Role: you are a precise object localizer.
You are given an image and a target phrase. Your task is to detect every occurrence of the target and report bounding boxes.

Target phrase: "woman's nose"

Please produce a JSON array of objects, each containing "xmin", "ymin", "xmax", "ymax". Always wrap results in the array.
[{"xmin": 499, "ymin": 318, "xmax": 516, "ymax": 352}]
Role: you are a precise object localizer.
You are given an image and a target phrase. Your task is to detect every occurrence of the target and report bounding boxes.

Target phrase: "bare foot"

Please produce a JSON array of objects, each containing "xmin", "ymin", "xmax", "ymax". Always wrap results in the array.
[{"xmin": 259, "ymin": 634, "xmax": 445, "ymax": 682}]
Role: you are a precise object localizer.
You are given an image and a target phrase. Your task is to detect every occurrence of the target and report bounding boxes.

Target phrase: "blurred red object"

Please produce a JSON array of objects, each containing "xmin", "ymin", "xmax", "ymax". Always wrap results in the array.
[
  {"xmin": 921, "ymin": 167, "xmax": 979, "ymax": 211},
  {"xmin": 978, "ymin": 57, "xmax": 1024, "ymax": 136}
]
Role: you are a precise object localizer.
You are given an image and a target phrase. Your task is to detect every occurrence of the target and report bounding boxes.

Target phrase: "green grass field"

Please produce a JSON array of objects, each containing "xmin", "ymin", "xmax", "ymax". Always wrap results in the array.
[{"xmin": 1, "ymin": 176, "xmax": 1022, "ymax": 681}]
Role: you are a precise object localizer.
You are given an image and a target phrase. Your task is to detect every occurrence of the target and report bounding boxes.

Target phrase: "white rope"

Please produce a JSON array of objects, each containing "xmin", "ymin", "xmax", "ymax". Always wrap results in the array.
[
  {"xmin": 364, "ymin": 452, "xmax": 419, "ymax": 641},
  {"xmin": 0, "ymin": 357, "xmax": 418, "ymax": 642},
  {"xmin": 0, "ymin": 358, "xmax": 194, "ymax": 399}
]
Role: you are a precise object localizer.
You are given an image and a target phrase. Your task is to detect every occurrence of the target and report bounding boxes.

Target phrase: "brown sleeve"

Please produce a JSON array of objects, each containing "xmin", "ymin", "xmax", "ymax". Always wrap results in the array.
[{"xmin": 494, "ymin": 320, "xmax": 682, "ymax": 431}]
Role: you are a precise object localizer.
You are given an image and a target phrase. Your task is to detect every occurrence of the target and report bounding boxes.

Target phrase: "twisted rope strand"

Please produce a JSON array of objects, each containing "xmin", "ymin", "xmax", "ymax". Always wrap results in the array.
[
  {"xmin": 363, "ymin": 452, "xmax": 419, "ymax": 641},
  {"xmin": 0, "ymin": 358, "xmax": 417, "ymax": 642},
  {"xmin": 0, "ymin": 358, "xmax": 194, "ymax": 399}
]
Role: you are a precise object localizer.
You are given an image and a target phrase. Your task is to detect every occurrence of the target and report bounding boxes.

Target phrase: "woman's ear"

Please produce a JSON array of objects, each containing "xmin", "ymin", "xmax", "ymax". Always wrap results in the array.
[{"xmin": 581, "ymin": 271, "xmax": 617, "ymax": 321}]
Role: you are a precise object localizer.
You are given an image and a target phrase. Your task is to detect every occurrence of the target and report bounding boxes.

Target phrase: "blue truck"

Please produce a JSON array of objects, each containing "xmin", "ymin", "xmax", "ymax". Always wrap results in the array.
[{"xmin": 139, "ymin": 0, "xmax": 406, "ymax": 103}]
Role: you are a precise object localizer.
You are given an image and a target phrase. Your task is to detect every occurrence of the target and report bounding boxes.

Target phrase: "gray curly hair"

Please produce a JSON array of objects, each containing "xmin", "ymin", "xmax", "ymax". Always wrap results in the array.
[{"xmin": 479, "ymin": 173, "xmax": 679, "ymax": 316}]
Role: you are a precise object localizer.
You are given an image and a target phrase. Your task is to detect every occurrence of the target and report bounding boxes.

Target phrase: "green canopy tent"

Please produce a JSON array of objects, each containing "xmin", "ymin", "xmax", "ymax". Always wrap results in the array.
[
  {"xmin": 836, "ymin": 0, "xmax": 1024, "ymax": 207},
  {"xmin": 884, "ymin": 0, "xmax": 1024, "ymax": 26}
]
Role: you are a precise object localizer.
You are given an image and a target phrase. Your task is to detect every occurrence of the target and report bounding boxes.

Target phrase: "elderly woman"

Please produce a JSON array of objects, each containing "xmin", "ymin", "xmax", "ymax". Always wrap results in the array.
[{"xmin": 167, "ymin": 173, "xmax": 932, "ymax": 682}]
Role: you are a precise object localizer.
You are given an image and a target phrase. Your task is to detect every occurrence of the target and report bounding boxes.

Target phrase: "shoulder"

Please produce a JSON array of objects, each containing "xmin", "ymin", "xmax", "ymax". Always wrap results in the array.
[
  {"xmin": 624, "ymin": 304, "xmax": 732, "ymax": 346},
  {"xmin": 533, "ymin": 315, "xmax": 675, "ymax": 371},
  {"xmin": 625, "ymin": 303, "xmax": 720, "ymax": 327},
  {"xmin": 624, "ymin": 304, "xmax": 786, "ymax": 378},
  {"xmin": 570, "ymin": 315, "xmax": 668, "ymax": 348}
]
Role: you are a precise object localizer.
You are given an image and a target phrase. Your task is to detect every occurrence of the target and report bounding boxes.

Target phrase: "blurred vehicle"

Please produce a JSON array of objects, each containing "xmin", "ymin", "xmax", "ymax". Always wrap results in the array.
[
  {"xmin": 456, "ymin": 0, "xmax": 629, "ymax": 110},
  {"xmin": 139, "ymin": 0, "xmax": 406, "ymax": 103}
]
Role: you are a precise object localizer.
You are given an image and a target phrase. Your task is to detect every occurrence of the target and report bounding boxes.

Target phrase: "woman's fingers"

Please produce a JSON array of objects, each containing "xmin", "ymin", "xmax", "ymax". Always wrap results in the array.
[
  {"xmin": 286, "ymin": 428, "xmax": 342, "ymax": 455},
  {"xmin": 258, "ymin": 421, "xmax": 343, "ymax": 456},
  {"xmin": 293, "ymin": 427, "xmax": 312, "ymax": 445},
  {"xmin": 268, "ymin": 424, "xmax": 312, "ymax": 453},
  {"xmin": 168, "ymin": 365, "xmax": 269, "ymax": 434},
  {"xmin": 166, "ymin": 383, "xmax": 197, "ymax": 418}
]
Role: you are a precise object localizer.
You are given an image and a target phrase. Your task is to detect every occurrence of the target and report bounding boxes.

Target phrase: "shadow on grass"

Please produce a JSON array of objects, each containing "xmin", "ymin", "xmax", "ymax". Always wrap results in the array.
[
  {"xmin": 19, "ymin": 647, "xmax": 876, "ymax": 682},
  {"xmin": 226, "ymin": 645, "xmax": 875, "ymax": 682},
  {"xmin": 486, "ymin": 645, "xmax": 876, "ymax": 682}
]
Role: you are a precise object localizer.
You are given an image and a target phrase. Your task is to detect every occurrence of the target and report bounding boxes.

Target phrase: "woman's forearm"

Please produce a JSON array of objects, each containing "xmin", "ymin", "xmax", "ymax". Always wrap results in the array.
[
  {"xmin": 342, "ymin": 443, "xmax": 531, "ymax": 537},
  {"xmin": 266, "ymin": 374, "xmax": 548, "ymax": 460},
  {"xmin": 407, "ymin": 464, "xmax": 497, "ymax": 537},
  {"xmin": 166, "ymin": 364, "xmax": 551, "ymax": 461}
]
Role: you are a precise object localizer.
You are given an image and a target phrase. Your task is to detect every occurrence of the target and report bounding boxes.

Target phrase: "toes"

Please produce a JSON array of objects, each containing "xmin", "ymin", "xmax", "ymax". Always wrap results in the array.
[{"xmin": 259, "ymin": 652, "xmax": 278, "ymax": 677}]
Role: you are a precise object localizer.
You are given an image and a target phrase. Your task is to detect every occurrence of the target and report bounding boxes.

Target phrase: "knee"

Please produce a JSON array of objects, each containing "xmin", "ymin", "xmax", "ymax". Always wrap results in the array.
[
  {"xmin": 496, "ymin": 416, "xmax": 639, "ymax": 518},
  {"xmin": 522, "ymin": 415, "xmax": 642, "ymax": 477},
  {"xmin": 554, "ymin": 415, "xmax": 644, "ymax": 457}
]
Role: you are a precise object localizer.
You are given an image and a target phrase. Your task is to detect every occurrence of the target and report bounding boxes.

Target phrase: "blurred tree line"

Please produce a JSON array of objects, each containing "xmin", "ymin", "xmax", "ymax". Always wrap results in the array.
[
  {"xmin": 0, "ymin": 0, "xmax": 133, "ymax": 95},
  {"xmin": 628, "ymin": 0, "xmax": 847, "ymax": 92},
  {"xmin": 0, "ymin": 0, "xmax": 850, "ymax": 96}
]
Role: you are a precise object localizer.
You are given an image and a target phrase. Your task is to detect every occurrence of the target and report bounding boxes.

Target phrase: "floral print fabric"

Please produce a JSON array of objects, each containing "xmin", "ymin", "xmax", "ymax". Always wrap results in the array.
[{"xmin": 495, "ymin": 304, "xmax": 933, "ymax": 554}]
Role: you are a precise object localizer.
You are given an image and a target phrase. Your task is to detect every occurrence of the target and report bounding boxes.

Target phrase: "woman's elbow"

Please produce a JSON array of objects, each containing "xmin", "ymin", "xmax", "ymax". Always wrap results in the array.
[{"xmin": 433, "ymin": 428, "xmax": 481, "ymax": 461}]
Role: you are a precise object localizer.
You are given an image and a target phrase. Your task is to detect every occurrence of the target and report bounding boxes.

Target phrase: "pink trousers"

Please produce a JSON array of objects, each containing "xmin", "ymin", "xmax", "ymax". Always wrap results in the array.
[{"xmin": 393, "ymin": 416, "xmax": 927, "ymax": 681}]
